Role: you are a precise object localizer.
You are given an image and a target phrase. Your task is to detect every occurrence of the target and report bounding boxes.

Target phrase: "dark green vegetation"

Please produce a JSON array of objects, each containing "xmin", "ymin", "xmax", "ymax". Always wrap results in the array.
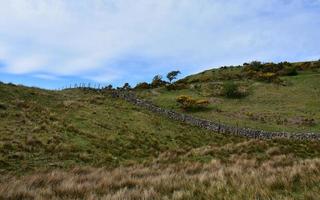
[{"xmin": 137, "ymin": 61, "xmax": 320, "ymax": 133}]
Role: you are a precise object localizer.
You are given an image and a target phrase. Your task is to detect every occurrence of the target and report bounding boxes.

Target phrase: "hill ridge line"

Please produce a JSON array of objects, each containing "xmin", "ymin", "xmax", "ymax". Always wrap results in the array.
[{"xmin": 112, "ymin": 91, "xmax": 320, "ymax": 141}]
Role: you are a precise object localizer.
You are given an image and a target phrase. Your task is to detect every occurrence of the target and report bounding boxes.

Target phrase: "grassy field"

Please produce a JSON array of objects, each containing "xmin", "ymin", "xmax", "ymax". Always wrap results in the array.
[
  {"xmin": 137, "ymin": 71, "xmax": 320, "ymax": 133},
  {"xmin": 1, "ymin": 75, "xmax": 320, "ymax": 199}
]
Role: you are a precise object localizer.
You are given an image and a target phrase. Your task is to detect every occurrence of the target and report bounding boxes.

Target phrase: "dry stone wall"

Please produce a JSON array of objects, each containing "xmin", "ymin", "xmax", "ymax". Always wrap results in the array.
[{"xmin": 112, "ymin": 91, "xmax": 320, "ymax": 141}]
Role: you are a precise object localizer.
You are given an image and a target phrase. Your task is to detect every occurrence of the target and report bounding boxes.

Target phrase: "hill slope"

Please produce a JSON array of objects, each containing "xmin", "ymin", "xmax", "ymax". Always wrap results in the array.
[
  {"xmin": 0, "ymin": 71, "xmax": 320, "ymax": 199},
  {"xmin": 0, "ymin": 83, "xmax": 241, "ymax": 173},
  {"xmin": 137, "ymin": 61, "xmax": 320, "ymax": 133}
]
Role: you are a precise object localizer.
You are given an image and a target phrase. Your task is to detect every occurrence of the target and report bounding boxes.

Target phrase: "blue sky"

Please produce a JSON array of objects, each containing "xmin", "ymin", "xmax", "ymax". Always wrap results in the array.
[{"xmin": 0, "ymin": 0, "xmax": 320, "ymax": 89}]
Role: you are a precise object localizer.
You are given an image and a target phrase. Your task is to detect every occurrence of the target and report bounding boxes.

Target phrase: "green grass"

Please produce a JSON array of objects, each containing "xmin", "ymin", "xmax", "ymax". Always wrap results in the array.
[{"xmin": 137, "ymin": 71, "xmax": 320, "ymax": 133}]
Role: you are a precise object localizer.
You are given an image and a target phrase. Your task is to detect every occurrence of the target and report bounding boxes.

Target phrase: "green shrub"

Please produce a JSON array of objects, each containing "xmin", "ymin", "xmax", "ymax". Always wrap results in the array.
[
  {"xmin": 257, "ymin": 72, "xmax": 278, "ymax": 82},
  {"xmin": 249, "ymin": 61, "xmax": 263, "ymax": 71},
  {"xmin": 198, "ymin": 76, "xmax": 211, "ymax": 82},
  {"xmin": 151, "ymin": 75, "xmax": 167, "ymax": 88},
  {"xmin": 242, "ymin": 61, "xmax": 298, "ymax": 81},
  {"xmin": 103, "ymin": 84, "xmax": 113, "ymax": 90},
  {"xmin": 135, "ymin": 82, "xmax": 150, "ymax": 90},
  {"xmin": 261, "ymin": 63, "xmax": 278, "ymax": 73},
  {"xmin": 166, "ymin": 83, "xmax": 187, "ymax": 91},
  {"xmin": 280, "ymin": 66, "xmax": 298, "ymax": 76},
  {"xmin": 165, "ymin": 84, "xmax": 175, "ymax": 91},
  {"xmin": 221, "ymin": 82, "xmax": 246, "ymax": 98},
  {"xmin": 298, "ymin": 62, "xmax": 311, "ymax": 70}
]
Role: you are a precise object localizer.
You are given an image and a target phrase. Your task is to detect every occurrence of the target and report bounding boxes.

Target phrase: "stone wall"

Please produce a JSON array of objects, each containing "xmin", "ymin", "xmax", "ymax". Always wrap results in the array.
[{"xmin": 111, "ymin": 91, "xmax": 320, "ymax": 141}]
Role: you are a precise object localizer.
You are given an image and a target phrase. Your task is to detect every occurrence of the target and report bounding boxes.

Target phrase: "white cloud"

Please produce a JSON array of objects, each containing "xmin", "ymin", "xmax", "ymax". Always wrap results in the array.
[
  {"xmin": 33, "ymin": 74, "xmax": 59, "ymax": 80},
  {"xmin": 85, "ymin": 73, "xmax": 121, "ymax": 83},
  {"xmin": 0, "ymin": 0, "xmax": 319, "ymax": 84},
  {"xmin": 2, "ymin": 55, "xmax": 49, "ymax": 74},
  {"xmin": 84, "ymin": 68, "xmax": 123, "ymax": 83}
]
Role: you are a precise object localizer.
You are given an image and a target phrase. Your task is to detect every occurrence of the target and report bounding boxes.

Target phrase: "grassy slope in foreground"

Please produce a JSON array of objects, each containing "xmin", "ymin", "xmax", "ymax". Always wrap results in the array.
[
  {"xmin": 137, "ymin": 71, "xmax": 320, "ymax": 133},
  {"xmin": 0, "ymin": 83, "xmax": 320, "ymax": 199}
]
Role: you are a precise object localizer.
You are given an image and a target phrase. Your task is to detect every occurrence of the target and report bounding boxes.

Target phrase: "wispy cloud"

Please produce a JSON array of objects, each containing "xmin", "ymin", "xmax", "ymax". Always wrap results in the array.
[
  {"xmin": 84, "ymin": 68, "xmax": 124, "ymax": 83},
  {"xmin": 2, "ymin": 54, "xmax": 49, "ymax": 74},
  {"xmin": 0, "ymin": 0, "xmax": 319, "ymax": 87},
  {"xmin": 32, "ymin": 74, "xmax": 59, "ymax": 81}
]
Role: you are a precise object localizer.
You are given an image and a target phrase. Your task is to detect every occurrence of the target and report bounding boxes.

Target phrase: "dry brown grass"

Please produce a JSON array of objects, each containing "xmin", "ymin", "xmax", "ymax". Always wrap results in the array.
[{"xmin": 1, "ymin": 149, "xmax": 319, "ymax": 200}]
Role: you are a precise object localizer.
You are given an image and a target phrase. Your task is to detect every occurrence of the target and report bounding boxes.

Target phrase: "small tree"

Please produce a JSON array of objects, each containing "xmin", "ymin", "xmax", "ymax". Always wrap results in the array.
[
  {"xmin": 166, "ymin": 70, "xmax": 181, "ymax": 83},
  {"xmin": 106, "ymin": 84, "xmax": 113, "ymax": 90},
  {"xmin": 151, "ymin": 75, "xmax": 166, "ymax": 88},
  {"xmin": 122, "ymin": 83, "xmax": 131, "ymax": 90},
  {"xmin": 153, "ymin": 75, "xmax": 162, "ymax": 82},
  {"xmin": 282, "ymin": 66, "xmax": 298, "ymax": 76}
]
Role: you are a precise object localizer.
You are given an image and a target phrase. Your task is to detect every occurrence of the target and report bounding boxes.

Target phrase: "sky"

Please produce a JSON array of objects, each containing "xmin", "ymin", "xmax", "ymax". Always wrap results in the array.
[{"xmin": 0, "ymin": 0, "xmax": 320, "ymax": 89}]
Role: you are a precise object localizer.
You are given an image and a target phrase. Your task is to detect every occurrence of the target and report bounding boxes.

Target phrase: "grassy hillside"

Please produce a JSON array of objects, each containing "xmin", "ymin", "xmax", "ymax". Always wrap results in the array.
[
  {"xmin": 0, "ymin": 75, "xmax": 320, "ymax": 199},
  {"xmin": 0, "ymin": 83, "xmax": 243, "ymax": 173},
  {"xmin": 137, "ymin": 61, "xmax": 320, "ymax": 133}
]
